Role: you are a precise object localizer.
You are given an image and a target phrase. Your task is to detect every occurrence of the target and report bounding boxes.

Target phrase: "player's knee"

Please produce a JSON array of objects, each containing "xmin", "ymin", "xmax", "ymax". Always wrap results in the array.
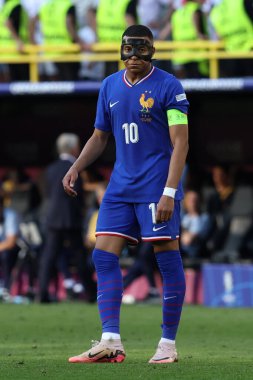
[
  {"xmin": 92, "ymin": 248, "xmax": 119, "ymax": 272},
  {"xmin": 153, "ymin": 239, "xmax": 179, "ymax": 253}
]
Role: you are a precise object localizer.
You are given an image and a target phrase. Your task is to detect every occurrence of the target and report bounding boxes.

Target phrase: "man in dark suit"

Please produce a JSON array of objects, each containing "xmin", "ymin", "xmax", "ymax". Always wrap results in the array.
[{"xmin": 39, "ymin": 133, "xmax": 96, "ymax": 303}]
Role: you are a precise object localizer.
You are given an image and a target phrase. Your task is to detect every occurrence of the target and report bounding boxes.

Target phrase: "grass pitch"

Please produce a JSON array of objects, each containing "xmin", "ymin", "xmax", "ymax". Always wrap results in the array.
[{"xmin": 1, "ymin": 303, "xmax": 253, "ymax": 380}]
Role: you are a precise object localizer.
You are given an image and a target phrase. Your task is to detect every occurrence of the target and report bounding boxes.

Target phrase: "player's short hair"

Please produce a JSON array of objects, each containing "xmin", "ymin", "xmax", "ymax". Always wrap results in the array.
[
  {"xmin": 122, "ymin": 25, "xmax": 154, "ymax": 42},
  {"xmin": 56, "ymin": 133, "xmax": 80, "ymax": 154}
]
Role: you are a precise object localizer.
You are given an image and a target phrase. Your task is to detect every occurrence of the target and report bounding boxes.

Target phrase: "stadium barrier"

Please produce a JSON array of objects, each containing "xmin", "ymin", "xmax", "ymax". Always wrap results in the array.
[
  {"xmin": 10, "ymin": 268, "xmax": 203, "ymax": 304},
  {"xmin": 10, "ymin": 263, "xmax": 253, "ymax": 306},
  {"xmin": 1, "ymin": 77, "xmax": 253, "ymax": 96},
  {"xmin": 1, "ymin": 40, "xmax": 253, "ymax": 82},
  {"xmin": 203, "ymin": 264, "xmax": 253, "ymax": 307}
]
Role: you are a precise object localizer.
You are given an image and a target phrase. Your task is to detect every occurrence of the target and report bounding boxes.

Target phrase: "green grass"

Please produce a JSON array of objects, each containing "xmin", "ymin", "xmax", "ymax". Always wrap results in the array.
[{"xmin": 0, "ymin": 303, "xmax": 253, "ymax": 380}]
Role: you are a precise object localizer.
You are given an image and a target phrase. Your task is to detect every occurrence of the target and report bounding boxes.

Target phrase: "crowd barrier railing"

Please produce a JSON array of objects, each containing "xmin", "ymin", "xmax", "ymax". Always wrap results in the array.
[{"xmin": 1, "ymin": 40, "xmax": 253, "ymax": 82}]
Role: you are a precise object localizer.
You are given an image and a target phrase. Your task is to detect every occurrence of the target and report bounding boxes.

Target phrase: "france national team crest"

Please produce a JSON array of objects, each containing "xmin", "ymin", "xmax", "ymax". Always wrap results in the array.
[{"xmin": 139, "ymin": 91, "xmax": 154, "ymax": 122}]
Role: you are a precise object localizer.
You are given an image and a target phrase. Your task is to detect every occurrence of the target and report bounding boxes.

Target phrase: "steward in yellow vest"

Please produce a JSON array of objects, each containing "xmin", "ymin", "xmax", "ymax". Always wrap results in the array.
[
  {"xmin": 171, "ymin": 0, "xmax": 209, "ymax": 78},
  {"xmin": 0, "ymin": 0, "xmax": 29, "ymax": 80},
  {"xmin": 34, "ymin": 0, "xmax": 81, "ymax": 80},
  {"xmin": 210, "ymin": 0, "xmax": 253, "ymax": 77},
  {"xmin": 39, "ymin": 0, "xmax": 75, "ymax": 47},
  {"xmin": 96, "ymin": 0, "xmax": 137, "ymax": 76},
  {"xmin": 96, "ymin": 0, "xmax": 134, "ymax": 42}
]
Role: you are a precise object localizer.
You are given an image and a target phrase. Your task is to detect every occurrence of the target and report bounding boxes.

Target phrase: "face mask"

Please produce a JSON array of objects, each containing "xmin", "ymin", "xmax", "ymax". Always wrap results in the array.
[{"xmin": 121, "ymin": 38, "xmax": 154, "ymax": 62}]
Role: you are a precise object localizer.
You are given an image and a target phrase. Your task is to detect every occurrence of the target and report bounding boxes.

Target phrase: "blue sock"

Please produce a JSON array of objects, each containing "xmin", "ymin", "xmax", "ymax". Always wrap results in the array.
[
  {"xmin": 92, "ymin": 249, "xmax": 123, "ymax": 334},
  {"xmin": 155, "ymin": 250, "xmax": 186, "ymax": 340}
]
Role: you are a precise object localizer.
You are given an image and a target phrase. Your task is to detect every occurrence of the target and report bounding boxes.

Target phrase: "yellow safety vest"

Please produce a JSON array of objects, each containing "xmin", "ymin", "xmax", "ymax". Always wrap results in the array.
[
  {"xmin": 39, "ymin": 0, "xmax": 73, "ymax": 46},
  {"xmin": 210, "ymin": 0, "xmax": 253, "ymax": 51},
  {"xmin": 97, "ymin": 0, "xmax": 130, "ymax": 42},
  {"xmin": 0, "ymin": 0, "xmax": 28, "ymax": 50},
  {"xmin": 171, "ymin": 1, "xmax": 204, "ymax": 65}
]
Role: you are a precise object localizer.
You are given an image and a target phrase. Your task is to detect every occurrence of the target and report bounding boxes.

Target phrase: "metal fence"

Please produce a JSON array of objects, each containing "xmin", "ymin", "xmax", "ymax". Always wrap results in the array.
[{"xmin": 1, "ymin": 40, "xmax": 253, "ymax": 82}]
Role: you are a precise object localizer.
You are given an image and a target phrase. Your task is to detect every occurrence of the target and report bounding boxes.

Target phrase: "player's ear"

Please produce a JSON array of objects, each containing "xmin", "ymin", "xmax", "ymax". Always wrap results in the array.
[{"xmin": 151, "ymin": 46, "xmax": 155, "ymax": 57}]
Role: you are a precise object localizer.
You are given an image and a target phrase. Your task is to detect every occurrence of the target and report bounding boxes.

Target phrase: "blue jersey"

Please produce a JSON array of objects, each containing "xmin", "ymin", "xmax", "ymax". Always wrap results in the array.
[{"xmin": 94, "ymin": 66, "xmax": 189, "ymax": 203}]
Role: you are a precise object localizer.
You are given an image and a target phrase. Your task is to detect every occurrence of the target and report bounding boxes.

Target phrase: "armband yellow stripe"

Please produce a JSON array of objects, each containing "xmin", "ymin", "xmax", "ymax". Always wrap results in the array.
[{"xmin": 167, "ymin": 109, "xmax": 188, "ymax": 126}]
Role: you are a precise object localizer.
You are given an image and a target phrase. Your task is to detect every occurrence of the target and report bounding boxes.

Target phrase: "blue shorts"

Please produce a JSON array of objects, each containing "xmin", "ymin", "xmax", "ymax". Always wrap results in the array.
[{"xmin": 96, "ymin": 200, "xmax": 181, "ymax": 244}]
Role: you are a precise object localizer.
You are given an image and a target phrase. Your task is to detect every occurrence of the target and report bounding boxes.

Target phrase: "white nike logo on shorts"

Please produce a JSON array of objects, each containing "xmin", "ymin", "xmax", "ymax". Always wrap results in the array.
[
  {"xmin": 164, "ymin": 295, "xmax": 177, "ymax": 300},
  {"xmin": 110, "ymin": 101, "xmax": 119, "ymax": 108},
  {"xmin": 153, "ymin": 225, "xmax": 167, "ymax": 232}
]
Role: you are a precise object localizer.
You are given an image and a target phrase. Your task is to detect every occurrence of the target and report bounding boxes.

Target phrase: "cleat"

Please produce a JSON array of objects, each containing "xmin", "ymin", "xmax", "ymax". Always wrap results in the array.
[
  {"xmin": 149, "ymin": 342, "xmax": 178, "ymax": 364},
  {"xmin": 68, "ymin": 339, "xmax": 126, "ymax": 363}
]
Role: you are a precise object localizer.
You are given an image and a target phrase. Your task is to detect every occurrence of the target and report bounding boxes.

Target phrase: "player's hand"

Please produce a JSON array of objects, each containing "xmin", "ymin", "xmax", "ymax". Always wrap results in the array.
[
  {"xmin": 156, "ymin": 195, "xmax": 174, "ymax": 223},
  {"xmin": 62, "ymin": 167, "xmax": 78, "ymax": 197}
]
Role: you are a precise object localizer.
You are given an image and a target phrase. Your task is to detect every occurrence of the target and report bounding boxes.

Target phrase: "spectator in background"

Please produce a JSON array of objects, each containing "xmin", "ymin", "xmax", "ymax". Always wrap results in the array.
[
  {"xmin": 200, "ymin": 0, "xmax": 222, "ymax": 41},
  {"xmin": 0, "ymin": 0, "xmax": 29, "ymax": 81},
  {"xmin": 72, "ymin": 0, "xmax": 98, "ymax": 29},
  {"xmin": 135, "ymin": 0, "xmax": 172, "ymax": 39},
  {"xmin": 78, "ymin": 3, "xmax": 105, "ymax": 81},
  {"xmin": 180, "ymin": 190, "xmax": 211, "ymax": 259},
  {"xmin": 81, "ymin": 166, "xmax": 108, "ymax": 227},
  {"xmin": 85, "ymin": 181, "xmax": 107, "ymax": 250},
  {"xmin": 0, "ymin": 193, "xmax": 20, "ymax": 302},
  {"xmin": 1, "ymin": 168, "xmax": 42, "ymax": 298},
  {"xmin": 30, "ymin": 0, "xmax": 83, "ymax": 81},
  {"xmin": 96, "ymin": 0, "xmax": 137, "ymax": 76},
  {"xmin": 39, "ymin": 133, "xmax": 97, "ymax": 303},
  {"xmin": 206, "ymin": 166, "xmax": 235, "ymax": 256},
  {"xmin": 169, "ymin": 0, "xmax": 209, "ymax": 78},
  {"xmin": 209, "ymin": 0, "xmax": 253, "ymax": 77},
  {"xmin": 1, "ymin": 167, "xmax": 42, "ymax": 222},
  {"xmin": 21, "ymin": 0, "xmax": 59, "ymax": 81},
  {"xmin": 0, "ymin": 63, "xmax": 10, "ymax": 82},
  {"xmin": 134, "ymin": 0, "xmax": 174, "ymax": 72}
]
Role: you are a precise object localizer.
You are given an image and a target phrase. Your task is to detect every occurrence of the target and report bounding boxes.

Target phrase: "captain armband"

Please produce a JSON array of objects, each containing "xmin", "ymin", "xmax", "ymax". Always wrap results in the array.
[{"xmin": 167, "ymin": 109, "xmax": 188, "ymax": 126}]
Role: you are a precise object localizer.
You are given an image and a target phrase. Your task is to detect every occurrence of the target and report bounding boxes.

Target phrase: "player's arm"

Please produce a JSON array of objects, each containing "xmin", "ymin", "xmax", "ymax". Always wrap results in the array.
[
  {"xmin": 62, "ymin": 129, "xmax": 111, "ymax": 197},
  {"xmin": 156, "ymin": 110, "xmax": 189, "ymax": 223},
  {"xmin": 66, "ymin": 6, "xmax": 83, "ymax": 46},
  {"xmin": 166, "ymin": 112, "xmax": 189, "ymax": 191},
  {"xmin": 5, "ymin": 5, "xmax": 24, "ymax": 52}
]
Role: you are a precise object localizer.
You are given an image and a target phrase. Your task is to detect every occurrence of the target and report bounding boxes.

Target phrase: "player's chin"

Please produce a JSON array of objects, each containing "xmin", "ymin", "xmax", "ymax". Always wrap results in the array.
[{"xmin": 125, "ymin": 63, "xmax": 143, "ymax": 72}]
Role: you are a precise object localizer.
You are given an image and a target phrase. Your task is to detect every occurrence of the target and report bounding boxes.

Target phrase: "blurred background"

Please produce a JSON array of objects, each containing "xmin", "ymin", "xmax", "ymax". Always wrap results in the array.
[{"xmin": 0, "ymin": 0, "xmax": 253, "ymax": 307}]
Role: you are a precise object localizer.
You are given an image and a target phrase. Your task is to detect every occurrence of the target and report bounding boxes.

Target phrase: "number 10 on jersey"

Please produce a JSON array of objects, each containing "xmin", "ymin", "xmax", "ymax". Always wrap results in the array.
[{"xmin": 122, "ymin": 123, "xmax": 139, "ymax": 144}]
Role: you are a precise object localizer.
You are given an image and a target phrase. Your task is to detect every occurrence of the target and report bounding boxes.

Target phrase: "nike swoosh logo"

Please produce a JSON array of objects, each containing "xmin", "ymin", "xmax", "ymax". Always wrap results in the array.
[
  {"xmin": 97, "ymin": 294, "xmax": 103, "ymax": 299},
  {"xmin": 153, "ymin": 225, "xmax": 166, "ymax": 232},
  {"xmin": 164, "ymin": 295, "xmax": 177, "ymax": 300},
  {"xmin": 88, "ymin": 350, "xmax": 104, "ymax": 358},
  {"xmin": 110, "ymin": 101, "xmax": 119, "ymax": 108}
]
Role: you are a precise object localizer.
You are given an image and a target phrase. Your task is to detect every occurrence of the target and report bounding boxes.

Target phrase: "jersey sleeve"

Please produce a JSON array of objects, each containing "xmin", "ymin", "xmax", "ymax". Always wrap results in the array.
[
  {"xmin": 94, "ymin": 80, "xmax": 112, "ymax": 132},
  {"xmin": 164, "ymin": 76, "xmax": 189, "ymax": 114}
]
